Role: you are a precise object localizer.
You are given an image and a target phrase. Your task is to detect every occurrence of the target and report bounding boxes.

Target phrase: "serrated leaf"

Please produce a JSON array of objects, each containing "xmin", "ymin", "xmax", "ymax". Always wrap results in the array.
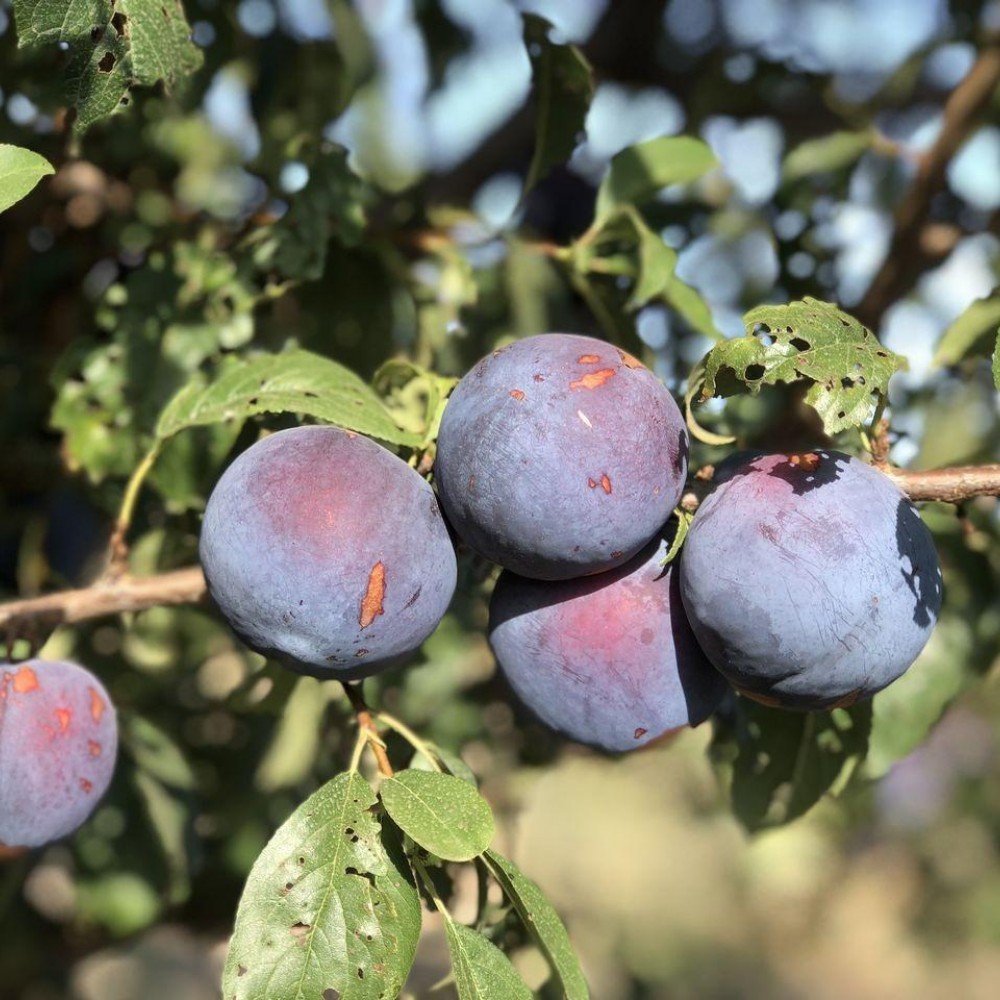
[
  {"xmin": 483, "ymin": 849, "xmax": 589, "ymax": 1000},
  {"xmin": 723, "ymin": 699, "xmax": 872, "ymax": 831},
  {"xmin": 0, "ymin": 144, "xmax": 54, "ymax": 213},
  {"xmin": 155, "ymin": 349, "xmax": 420, "ymax": 447},
  {"xmin": 782, "ymin": 129, "xmax": 873, "ymax": 182},
  {"xmin": 222, "ymin": 771, "xmax": 421, "ymax": 1000},
  {"xmin": 700, "ymin": 298, "xmax": 906, "ymax": 435},
  {"xmin": 445, "ymin": 920, "xmax": 533, "ymax": 1000},
  {"xmin": 595, "ymin": 135, "xmax": 717, "ymax": 223},
  {"xmin": 522, "ymin": 14, "xmax": 593, "ymax": 196},
  {"xmin": 379, "ymin": 770, "xmax": 494, "ymax": 862},
  {"xmin": 933, "ymin": 293, "xmax": 1000, "ymax": 367},
  {"xmin": 13, "ymin": 0, "xmax": 203, "ymax": 133}
]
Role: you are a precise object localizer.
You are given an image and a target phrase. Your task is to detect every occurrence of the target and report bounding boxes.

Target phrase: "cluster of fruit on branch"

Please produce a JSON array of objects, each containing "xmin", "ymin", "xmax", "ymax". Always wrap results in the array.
[{"xmin": 0, "ymin": 330, "xmax": 945, "ymax": 852}]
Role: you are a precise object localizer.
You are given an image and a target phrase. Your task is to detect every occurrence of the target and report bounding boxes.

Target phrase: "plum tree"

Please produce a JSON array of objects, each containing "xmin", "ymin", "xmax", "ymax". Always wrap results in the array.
[
  {"xmin": 199, "ymin": 425, "xmax": 457, "ymax": 678},
  {"xmin": 0, "ymin": 659, "xmax": 118, "ymax": 850},
  {"xmin": 488, "ymin": 535, "xmax": 728, "ymax": 751},
  {"xmin": 434, "ymin": 333, "xmax": 688, "ymax": 580},
  {"xmin": 679, "ymin": 451, "xmax": 943, "ymax": 710}
]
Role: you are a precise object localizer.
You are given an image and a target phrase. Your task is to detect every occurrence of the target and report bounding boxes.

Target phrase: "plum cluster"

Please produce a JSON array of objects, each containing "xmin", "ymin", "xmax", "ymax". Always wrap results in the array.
[
  {"xmin": 0, "ymin": 659, "xmax": 118, "ymax": 850},
  {"xmin": 198, "ymin": 334, "xmax": 943, "ymax": 753}
]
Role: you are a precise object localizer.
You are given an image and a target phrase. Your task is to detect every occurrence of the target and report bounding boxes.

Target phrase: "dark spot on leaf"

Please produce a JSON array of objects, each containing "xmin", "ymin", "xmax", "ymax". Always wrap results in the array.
[
  {"xmin": 744, "ymin": 364, "xmax": 765, "ymax": 380},
  {"xmin": 357, "ymin": 968, "xmax": 365, "ymax": 979},
  {"xmin": 247, "ymin": 396, "xmax": 258, "ymax": 405},
  {"xmin": 111, "ymin": 12, "xmax": 127, "ymax": 35},
  {"xmin": 237, "ymin": 965, "xmax": 247, "ymax": 977},
  {"xmin": 303, "ymin": 390, "xmax": 318, "ymax": 398},
  {"xmin": 876, "ymin": 350, "xmax": 888, "ymax": 357},
  {"xmin": 345, "ymin": 867, "xmax": 376, "ymax": 886},
  {"xmin": 789, "ymin": 337, "xmax": 810, "ymax": 351},
  {"xmin": 290, "ymin": 922, "xmax": 310, "ymax": 943},
  {"xmin": 298, "ymin": 856, "xmax": 305, "ymax": 865},
  {"xmin": 90, "ymin": 26, "xmax": 104, "ymax": 42},
  {"xmin": 323, "ymin": 991, "xmax": 341, "ymax": 1000},
  {"xmin": 840, "ymin": 376, "xmax": 854, "ymax": 388},
  {"xmin": 98, "ymin": 51, "xmax": 116, "ymax": 73}
]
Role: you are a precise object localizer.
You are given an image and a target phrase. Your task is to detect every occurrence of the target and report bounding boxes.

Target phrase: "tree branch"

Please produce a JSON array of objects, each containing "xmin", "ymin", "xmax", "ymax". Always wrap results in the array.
[
  {"xmin": 2, "ymin": 463, "xmax": 999, "ymax": 638},
  {"xmin": 856, "ymin": 36, "xmax": 1000, "ymax": 328}
]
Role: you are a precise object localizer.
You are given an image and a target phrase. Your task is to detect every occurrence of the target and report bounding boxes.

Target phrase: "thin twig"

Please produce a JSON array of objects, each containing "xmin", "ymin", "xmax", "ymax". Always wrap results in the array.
[{"xmin": 857, "ymin": 36, "xmax": 1000, "ymax": 328}]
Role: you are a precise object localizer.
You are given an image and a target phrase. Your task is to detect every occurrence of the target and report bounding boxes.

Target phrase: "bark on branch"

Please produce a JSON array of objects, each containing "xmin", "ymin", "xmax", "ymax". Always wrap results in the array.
[
  {"xmin": 2, "ymin": 464, "xmax": 999, "ymax": 639},
  {"xmin": 856, "ymin": 37, "xmax": 1000, "ymax": 328}
]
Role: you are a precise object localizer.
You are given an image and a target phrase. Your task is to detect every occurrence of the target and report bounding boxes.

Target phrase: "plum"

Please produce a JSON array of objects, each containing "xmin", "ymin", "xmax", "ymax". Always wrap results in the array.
[
  {"xmin": 488, "ymin": 536, "xmax": 728, "ymax": 752},
  {"xmin": 679, "ymin": 450, "xmax": 943, "ymax": 709},
  {"xmin": 0, "ymin": 659, "xmax": 118, "ymax": 849},
  {"xmin": 434, "ymin": 334, "xmax": 688, "ymax": 580},
  {"xmin": 199, "ymin": 425, "xmax": 457, "ymax": 679}
]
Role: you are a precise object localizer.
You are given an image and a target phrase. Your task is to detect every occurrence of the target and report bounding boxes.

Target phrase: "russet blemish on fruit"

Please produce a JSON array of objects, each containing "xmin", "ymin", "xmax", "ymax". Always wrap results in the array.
[
  {"xmin": 570, "ymin": 368, "xmax": 615, "ymax": 390},
  {"xmin": 359, "ymin": 562, "xmax": 387, "ymax": 629}
]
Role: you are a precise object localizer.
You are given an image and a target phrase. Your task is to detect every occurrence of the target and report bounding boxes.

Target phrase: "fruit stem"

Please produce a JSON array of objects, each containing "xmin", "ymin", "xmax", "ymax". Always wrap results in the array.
[
  {"xmin": 107, "ymin": 442, "xmax": 162, "ymax": 576},
  {"xmin": 341, "ymin": 682, "xmax": 394, "ymax": 777}
]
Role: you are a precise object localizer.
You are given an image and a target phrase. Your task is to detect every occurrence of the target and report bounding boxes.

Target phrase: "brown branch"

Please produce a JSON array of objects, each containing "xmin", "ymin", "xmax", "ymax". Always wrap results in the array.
[
  {"xmin": 882, "ymin": 464, "xmax": 1000, "ymax": 504},
  {"xmin": 2, "ymin": 461, "xmax": 1000, "ymax": 638},
  {"xmin": 342, "ymin": 683, "xmax": 394, "ymax": 778},
  {"xmin": 856, "ymin": 36, "xmax": 1000, "ymax": 328},
  {"xmin": 0, "ymin": 567, "xmax": 208, "ymax": 636}
]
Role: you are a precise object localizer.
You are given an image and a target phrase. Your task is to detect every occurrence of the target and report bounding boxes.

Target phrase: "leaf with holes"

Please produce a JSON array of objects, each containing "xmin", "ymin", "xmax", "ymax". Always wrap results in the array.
[
  {"xmin": 522, "ymin": 14, "xmax": 593, "ymax": 196},
  {"xmin": 483, "ymin": 850, "xmax": 590, "ymax": 1000},
  {"xmin": 13, "ymin": 0, "xmax": 203, "ymax": 133},
  {"xmin": 445, "ymin": 920, "xmax": 533, "ymax": 1000},
  {"xmin": 595, "ymin": 135, "xmax": 718, "ymax": 223},
  {"xmin": 699, "ymin": 298, "xmax": 906, "ymax": 435},
  {"xmin": 0, "ymin": 144, "xmax": 54, "ymax": 213},
  {"xmin": 716, "ymin": 698, "xmax": 872, "ymax": 832},
  {"xmin": 379, "ymin": 770, "xmax": 494, "ymax": 862},
  {"xmin": 221, "ymin": 771, "xmax": 421, "ymax": 1000},
  {"xmin": 155, "ymin": 349, "xmax": 420, "ymax": 447}
]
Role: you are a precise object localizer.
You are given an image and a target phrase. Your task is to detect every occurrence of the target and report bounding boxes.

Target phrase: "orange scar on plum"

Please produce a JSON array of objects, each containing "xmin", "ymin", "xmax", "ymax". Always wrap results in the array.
[
  {"xmin": 577, "ymin": 354, "xmax": 601, "ymax": 364},
  {"xmin": 618, "ymin": 349, "xmax": 643, "ymax": 369},
  {"xmin": 12, "ymin": 667, "xmax": 39, "ymax": 694},
  {"xmin": 89, "ymin": 688, "xmax": 106, "ymax": 723},
  {"xmin": 360, "ymin": 562, "xmax": 387, "ymax": 629},
  {"xmin": 55, "ymin": 708, "xmax": 72, "ymax": 732},
  {"xmin": 570, "ymin": 369, "xmax": 615, "ymax": 390},
  {"xmin": 509, "ymin": 389, "xmax": 525, "ymax": 400}
]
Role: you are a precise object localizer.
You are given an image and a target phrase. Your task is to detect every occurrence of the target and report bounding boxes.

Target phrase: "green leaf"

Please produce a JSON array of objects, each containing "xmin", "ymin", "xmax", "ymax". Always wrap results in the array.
[
  {"xmin": 684, "ymin": 357, "xmax": 736, "ymax": 445},
  {"xmin": 379, "ymin": 770, "xmax": 494, "ymax": 862},
  {"xmin": 13, "ymin": 0, "xmax": 203, "ymax": 133},
  {"xmin": 623, "ymin": 209, "xmax": 722, "ymax": 340},
  {"xmin": 155, "ymin": 349, "xmax": 420, "ymax": 447},
  {"xmin": 522, "ymin": 14, "xmax": 594, "ymax": 196},
  {"xmin": 249, "ymin": 145, "xmax": 368, "ymax": 281},
  {"xmin": 661, "ymin": 509, "xmax": 694, "ymax": 566},
  {"xmin": 700, "ymin": 298, "xmax": 906, "ymax": 435},
  {"xmin": 994, "ymin": 329, "xmax": 1000, "ymax": 390},
  {"xmin": 782, "ymin": 129, "xmax": 874, "ymax": 182},
  {"xmin": 483, "ymin": 849, "xmax": 589, "ymax": 1000},
  {"xmin": 122, "ymin": 714, "xmax": 196, "ymax": 792},
  {"xmin": 722, "ymin": 699, "xmax": 872, "ymax": 831},
  {"xmin": 222, "ymin": 771, "xmax": 421, "ymax": 1000},
  {"xmin": 932, "ymin": 293, "xmax": 1000, "ymax": 367},
  {"xmin": 0, "ymin": 144, "xmax": 54, "ymax": 213},
  {"xmin": 444, "ymin": 920, "xmax": 533, "ymax": 1000},
  {"xmin": 595, "ymin": 135, "xmax": 718, "ymax": 222}
]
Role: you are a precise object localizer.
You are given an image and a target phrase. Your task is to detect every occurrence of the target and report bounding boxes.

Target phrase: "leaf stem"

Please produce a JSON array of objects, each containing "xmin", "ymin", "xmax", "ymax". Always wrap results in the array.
[
  {"xmin": 375, "ymin": 711, "xmax": 445, "ymax": 772},
  {"xmin": 107, "ymin": 442, "xmax": 163, "ymax": 575}
]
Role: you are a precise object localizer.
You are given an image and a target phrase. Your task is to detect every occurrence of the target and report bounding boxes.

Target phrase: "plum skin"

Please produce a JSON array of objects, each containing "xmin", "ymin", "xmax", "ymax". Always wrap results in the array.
[
  {"xmin": 679, "ymin": 450, "xmax": 943, "ymax": 710},
  {"xmin": 488, "ymin": 536, "xmax": 728, "ymax": 752},
  {"xmin": 199, "ymin": 425, "xmax": 457, "ymax": 679},
  {"xmin": 434, "ymin": 333, "xmax": 688, "ymax": 580},
  {"xmin": 0, "ymin": 659, "xmax": 118, "ymax": 849}
]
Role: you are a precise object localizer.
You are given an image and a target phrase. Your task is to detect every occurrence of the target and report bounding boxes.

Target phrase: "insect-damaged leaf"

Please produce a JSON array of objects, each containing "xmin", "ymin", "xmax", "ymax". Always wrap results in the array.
[{"xmin": 221, "ymin": 771, "xmax": 421, "ymax": 1000}]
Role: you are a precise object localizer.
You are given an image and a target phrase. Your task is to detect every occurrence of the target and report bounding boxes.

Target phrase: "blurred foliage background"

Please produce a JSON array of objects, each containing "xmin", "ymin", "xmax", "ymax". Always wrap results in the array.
[{"xmin": 1, "ymin": 0, "xmax": 999, "ymax": 997}]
